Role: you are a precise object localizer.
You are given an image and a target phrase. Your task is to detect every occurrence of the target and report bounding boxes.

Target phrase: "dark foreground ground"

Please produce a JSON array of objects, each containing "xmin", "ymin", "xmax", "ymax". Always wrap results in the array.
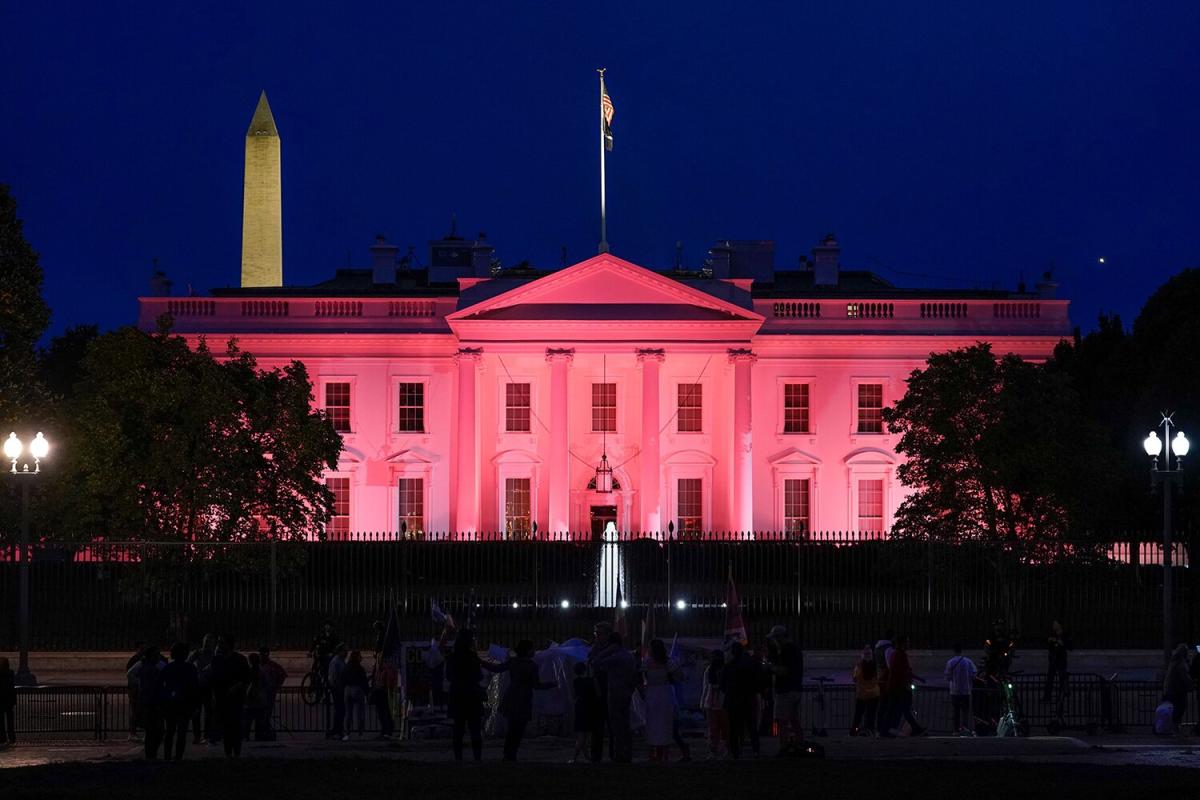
[{"xmin": 1, "ymin": 756, "xmax": 1197, "ymax": 800}]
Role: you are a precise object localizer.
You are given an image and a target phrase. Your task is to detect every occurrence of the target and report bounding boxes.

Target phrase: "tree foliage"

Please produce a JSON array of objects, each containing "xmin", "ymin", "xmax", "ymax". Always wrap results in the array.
[
  {"xmin": 0, "ymin": 183, "xmax": 52, "ymax": 425},
  {"xmin": 47, "ymin": 325, "xmax": 343, "ymax": 542},
  {"xmin": 882, "ymin": 343, "xmax": 1114, "ymax": 547}
]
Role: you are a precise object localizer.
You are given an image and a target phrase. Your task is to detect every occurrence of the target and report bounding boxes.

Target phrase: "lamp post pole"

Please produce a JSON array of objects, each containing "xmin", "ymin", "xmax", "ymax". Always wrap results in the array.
[
  {"xmin": 6, "ymin": 431, "xmax": 49, "ymax": 687},
  {"xmin": 1160, "ymin": 468, "xmax": 1174, "ymax": 665},
  {"xmin": 17, "ymin": 478, "xmax": 35, "ymax": 685},
  {"xmin": 1144, "ymin": 415, "xmax": 1188, "ymax": 666}
]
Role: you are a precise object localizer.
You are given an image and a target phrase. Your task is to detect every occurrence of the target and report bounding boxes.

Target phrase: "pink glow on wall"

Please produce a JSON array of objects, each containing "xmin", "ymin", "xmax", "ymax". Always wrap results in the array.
[{"xmin": 139, "ymin": 254, "xmax": 1070, "ymax": 538}]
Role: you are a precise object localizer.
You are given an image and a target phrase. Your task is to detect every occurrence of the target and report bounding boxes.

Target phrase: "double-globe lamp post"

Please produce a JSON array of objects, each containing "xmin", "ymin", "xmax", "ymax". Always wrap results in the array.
[
  {"xmin": 1142, "ymin": 416, "xmax": 1189, "ymax": 665},
  {"xmin": 5, "ymin": 431, "xmax": 50, "ymax": 686}
]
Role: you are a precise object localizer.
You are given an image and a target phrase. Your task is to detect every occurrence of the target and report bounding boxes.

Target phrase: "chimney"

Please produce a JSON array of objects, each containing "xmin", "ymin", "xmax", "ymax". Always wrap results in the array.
[
  {"xmin": 706, "ymin": 241, "xmax": 732, "ymax": 278},
  {"xmin": 149, "ymin": 269, "xmax": 173, "ymax": 297},
  {"xmin": 1035, "ymin": 270, "xmax": 1059, "ymax": 299},
  {"xmin": 471, "ymin": 232, "xmax": 495, "ymax": 277},
  {"xmin": 370, "ymin": 235, "xmax": 399, "ymax": 284},
  {"xmin": 812, "ymin": 234, "xmax": 840, "ymax": 286}
]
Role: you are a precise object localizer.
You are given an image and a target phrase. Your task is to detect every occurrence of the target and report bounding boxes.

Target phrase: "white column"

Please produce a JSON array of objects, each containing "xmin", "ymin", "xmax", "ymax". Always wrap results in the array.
[
  {"xmin": 454, "ymin": 348, "xmax": 482, "ymax": 537},
  {"xmin": 729, "ymin": 348, "xmax": 756, "ymax": 533},
  {"xmin": 637, "ymin": 349, "xmax": 665, "ymax": 535},
  {"xmin": 546, "ymin": 348, "xmax": 574, "ymax": 534}
]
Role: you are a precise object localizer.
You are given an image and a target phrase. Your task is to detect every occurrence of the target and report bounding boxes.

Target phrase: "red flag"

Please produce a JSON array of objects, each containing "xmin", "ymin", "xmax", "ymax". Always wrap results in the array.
[
  {"xmin": 640, "ymin": 605, "xmax": 656, "ymax": 659},
  {"xmin": 723, "ymin": 567, "xmax": 747, "ymax": 645}
]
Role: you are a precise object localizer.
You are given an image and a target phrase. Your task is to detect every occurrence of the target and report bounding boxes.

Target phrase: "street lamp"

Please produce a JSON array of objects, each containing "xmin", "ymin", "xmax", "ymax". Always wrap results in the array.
[
  {"xmin": 1143, "ymin": 415, "xmax": 1188, "ymax": 665},
  {"xmin": 5, "ymin": 431, "xmax": 49, "ymax": 686}
]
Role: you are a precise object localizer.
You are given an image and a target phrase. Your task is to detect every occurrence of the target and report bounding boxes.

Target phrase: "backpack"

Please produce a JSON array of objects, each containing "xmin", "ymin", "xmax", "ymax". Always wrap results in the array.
[
  {"xmin": 1154, "ymin": 701, "xmax": 1175, "ymax": 735},
  {"xmin": 874, "ymin": 643, "xmax": 893, "ymax": 681},
  {"xmin": 139, "ymin": 663, "xmax": 163, "ymax": 705}
]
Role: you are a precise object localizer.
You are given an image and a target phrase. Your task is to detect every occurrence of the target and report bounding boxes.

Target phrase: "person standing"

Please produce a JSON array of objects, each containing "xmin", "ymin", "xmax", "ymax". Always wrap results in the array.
[
  {"xmin": 160, "ymin": 643, "xmax": 199, "ymax": 760},
  {"xmin": 125, "ymin": 641, "xmax": 146, "ymax": 741},
  {"xmin": 370, "ymin": 657, "xmax": 397, "ymax": 740},
  {"xmin": 446, "ymin": 628, "xmax": 487, "ymax": 761},
  {"xmin": 872, "ymin": 630, "xmax": 895, "ymax": 740},
  {"xmin": 1043, "ymin": 621, "xmax": 1071, "ymax": 703},
  {"xmin": 701, "ymin": 650, "xmax": 729, "ymax": 759},
  {"xmin": 488, "ymin": 640, "xmax": 555, "ymax": 761},
  {"xmin": 721, "ymin": 641, "xmax": 762, "ymax": 759},
  {"xmin": 571, "ymin": 662, "xmax": 598, "ymax": 763},
  {"xmin": 642, "ymin": 638, "xmax": 685, "ymax": 762},
  {"xmin": 587, "ymin": 621, "xmax": 613, "ymax": 762},
  {"xmin": 257, "ymin": 646, "xmax": 286, "ymax": 741},
  {"xmin": 209, "ymin": 634, "xmax": 250, "ymax": 758},
  {"xmin": 326, "ymin": 643, "xmax": 348, "ymax": 740},
  {"xmin": 0, "ymin": 657, "xmax": 17, "ymax": 747},
  {"xmin": 880, "ymin": 635, "xmax": 926, "ymax": 737},
  {"xmin": 944, "ymin": 643, "xmax": 977, "ymax": 735},
  {"xmin": 593, "ymin": 631, "xmax": 638, "ymax": 763},
  {"xmin": 1163, "ymin": 644, "xmax": 1192, "ymax": 733},
  {"xmin": 188, "ymin": 634, "xmax": 216, "ymax": 745},
  {"xmin": 850, "ymin": 646, "xmax": 879, "ymax": 736},
  {"xmin": 243, "ymin": 653, "xmax": 271, "ymax": 742},
  {"xmin": 136, "ymin": 646, "xmax": 167, "ymax": 759},
  {"xmin": 1191, "ymin": 646, "xmax": 1200, "ymax": 736},
  {"xmin": 766, "ymin": 625, "xmax": 804, "ymax": 755},
  {"xmin": 342, "ymin": 650, "xmax": 369, "ymax": 741}
]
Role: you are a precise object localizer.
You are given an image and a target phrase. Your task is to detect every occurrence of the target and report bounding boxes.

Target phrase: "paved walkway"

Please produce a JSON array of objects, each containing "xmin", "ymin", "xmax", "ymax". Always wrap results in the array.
[{"xmin": 4, "ymin": 733, "xmax": 1199, "ymax": 770}]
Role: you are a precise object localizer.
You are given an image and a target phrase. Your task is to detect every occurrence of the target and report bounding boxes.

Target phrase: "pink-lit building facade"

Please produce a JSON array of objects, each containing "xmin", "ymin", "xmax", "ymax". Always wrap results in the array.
[{"xmin": 139, "ymin": 236, "xmax": 1070, "ymax": 539}]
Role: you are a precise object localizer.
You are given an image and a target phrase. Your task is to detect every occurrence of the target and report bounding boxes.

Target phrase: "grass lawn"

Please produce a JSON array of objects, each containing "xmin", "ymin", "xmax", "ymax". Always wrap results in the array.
[{"xmin": 0, "ymin": 758, "xmax": 1195, "ymax": 799}]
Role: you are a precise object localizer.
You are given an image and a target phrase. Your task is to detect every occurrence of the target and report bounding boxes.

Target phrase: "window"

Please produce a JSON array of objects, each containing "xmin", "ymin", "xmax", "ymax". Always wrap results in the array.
[
  {"xmin": 504, "ymin": 478, "xmax": 532, "ymax": 539},
  {"xmin": 783, "ymin": 383, "xmax": 810, "ymax": 434},
  {"xmin": 327, "ymin": 477, "xmax": 350, "ymax": 540},
  {"xmin": 398, "ymin": 478, "xmax": 424, "ymax": 537},
  {"xmin": 677, "ymin": 384, "xmax": 703, "ymax": 433},
  {"xmin": 783, "ymin": 478, "xmax": 810, "ymax": 534},
  {"xmin": 677, "ymin": 477, "xmax": 703, "ymax": 534},
  {"xmin": 324, "ymin": 382, "xmax": 351, "ymax": 433},
  {"xmin": 397, "ymin": 382, "xmax": 425, "ymax": 432},
  {"xmin": 505, "ymin": 383, "xmax": 531, "ymax": 433},
  {"xmin": 591, "ymin": 382, "xmax": 616, "ymax": 432},
  {"xmin": 856, "ymin": 383, "xmax": 883, "ymax": 434},
  {"xmin": 858, "ymin": 479, "xmax": 884, "ymax": 533}
]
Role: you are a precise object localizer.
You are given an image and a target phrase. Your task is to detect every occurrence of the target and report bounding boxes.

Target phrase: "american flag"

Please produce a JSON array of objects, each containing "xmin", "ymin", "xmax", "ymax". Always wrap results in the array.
[{"xmin": 601, "ymin": 79, "xmax": 614, "ymax": 152}]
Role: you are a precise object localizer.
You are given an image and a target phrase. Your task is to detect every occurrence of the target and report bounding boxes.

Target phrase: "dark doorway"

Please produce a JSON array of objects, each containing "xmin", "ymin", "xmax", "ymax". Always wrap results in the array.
[{"xmin": 590, "ymin": 505, "xmax": 618, "ymax": 540}]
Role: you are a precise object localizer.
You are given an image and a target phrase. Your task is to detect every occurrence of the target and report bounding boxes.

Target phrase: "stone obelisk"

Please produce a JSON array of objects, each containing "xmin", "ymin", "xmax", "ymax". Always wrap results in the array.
[{"xmin": 240, "ymin": 91, "xmax": 282, "ymax": 287}]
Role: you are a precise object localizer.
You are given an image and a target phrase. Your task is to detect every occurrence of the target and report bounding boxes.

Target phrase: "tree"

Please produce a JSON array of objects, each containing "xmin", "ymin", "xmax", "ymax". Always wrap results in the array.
[
  {"xmin": 882, "ymin": 343, "xmax": 1114, "ymax": 547},
  {"xmin": 49, "ymin": 325, "xmax": 343, "ymax": 542},
  {"xmin": 39, "ymin": 324, "xmax": 99, "ymax": 399},
  {"xmin": 0, "ymin": 183, "xmax": 52, "ymax": 425}
]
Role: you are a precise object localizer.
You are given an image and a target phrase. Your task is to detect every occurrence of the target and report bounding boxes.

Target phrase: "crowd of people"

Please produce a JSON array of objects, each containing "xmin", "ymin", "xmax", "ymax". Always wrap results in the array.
[
  {"xmin": 124, "ymin": 635, "xmax": 288, "ymax": 759},
  {"xmin": 10, "ymin": 614, "xmax": 1200, "ymax": 757},
  {"xmin": 437, "ymin": 618, "xmax": 810, "ymax": 763}
]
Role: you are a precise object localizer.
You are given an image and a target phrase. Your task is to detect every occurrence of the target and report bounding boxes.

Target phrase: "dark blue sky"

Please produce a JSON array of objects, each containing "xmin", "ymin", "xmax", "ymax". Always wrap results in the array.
[{"xmin": 4, "ymin": 2, "xmax": 1199, "ymax": 338}]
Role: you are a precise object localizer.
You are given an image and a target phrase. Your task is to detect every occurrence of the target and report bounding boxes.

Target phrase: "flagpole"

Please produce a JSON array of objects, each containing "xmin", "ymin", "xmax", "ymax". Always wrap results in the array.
[{"xmin": 598, "ymin": 68, "xmax": 609, "ymax": 254}]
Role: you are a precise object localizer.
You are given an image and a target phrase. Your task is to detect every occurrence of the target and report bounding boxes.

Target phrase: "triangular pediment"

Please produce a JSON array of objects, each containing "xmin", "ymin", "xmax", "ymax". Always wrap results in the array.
[{"xmin": 448, "ymin": 254, "xmax": 763, "ymax": 326}]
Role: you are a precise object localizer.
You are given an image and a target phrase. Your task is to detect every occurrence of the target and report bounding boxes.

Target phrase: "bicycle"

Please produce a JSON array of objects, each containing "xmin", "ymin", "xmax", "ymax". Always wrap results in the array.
[
  {"xmin": 974, "ymin": 670, "xmax": 1027, "ymax": 737},
  {"xmin": 300, "ymin": 654, "xmax": 332, "ymax": 707}
]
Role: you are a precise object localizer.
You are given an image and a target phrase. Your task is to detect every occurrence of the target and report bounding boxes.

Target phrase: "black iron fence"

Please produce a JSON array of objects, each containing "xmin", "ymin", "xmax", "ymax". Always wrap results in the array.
[
  {"xmin": 0, "ymin": 532, "xmax": 1195, "ymax": 651},
  {"xmin": 10, "ymin": 675, "xmax": 1194, "ymax": 743}
]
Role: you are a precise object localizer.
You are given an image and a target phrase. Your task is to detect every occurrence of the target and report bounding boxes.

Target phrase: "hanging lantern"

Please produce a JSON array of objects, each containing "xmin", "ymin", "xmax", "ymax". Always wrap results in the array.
[{"xmin": 595, "ymin": 452, "xmax": 614, "ymax": 494}]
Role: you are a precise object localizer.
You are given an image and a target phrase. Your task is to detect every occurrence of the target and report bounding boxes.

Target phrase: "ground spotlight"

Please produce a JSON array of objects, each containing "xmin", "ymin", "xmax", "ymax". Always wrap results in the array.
[
  {"xmin": 560, "ymin": 599, "xmax": 570, "ymax": 609},
  {"xmin": 675, "ymin": 599, "xmax": 687, "ymax": 610},
  {"xmin": 511, "ymin": 601, "xmax": 519, "ymax": 609}
]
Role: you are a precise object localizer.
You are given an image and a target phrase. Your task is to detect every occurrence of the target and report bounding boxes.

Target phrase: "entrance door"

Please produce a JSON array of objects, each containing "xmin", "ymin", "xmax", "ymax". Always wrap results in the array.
[{"xmin": 589, "ymin": 505, "xmax": 618, "ymax": 541}]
